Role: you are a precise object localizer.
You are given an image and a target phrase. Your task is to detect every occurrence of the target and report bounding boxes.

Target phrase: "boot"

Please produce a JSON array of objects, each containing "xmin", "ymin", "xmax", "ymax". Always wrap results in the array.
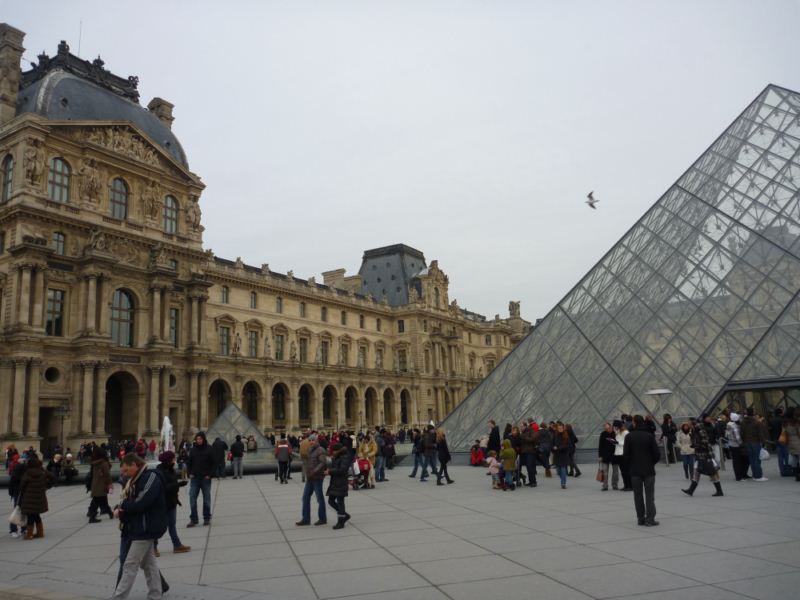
[
  {"xmin": 24, "ymin": 527, "xmax": 34, "ymax": 541},
  {"xmin": 712, "ymin": 482, "xmax": 724, "ymax": 497},
  {"xmin": 574, "ymin": 467, "xmax": 582, "ymax": 478},
  {"xmin": 545, "ymin": 468, "xmax": 552, "ymax": 478},
  {"xmin": 332, "ymin": 516, "xmax": 346, "ymax": 530},
  {"xmin": 682, "ymin": 481, "xmax": 698, "ymax": 496},
  {"xmin": 34, "ymin": 521, "xmax": 44, "ymax": 539},
  {"xmin": 446, "ymin": 478, "xmax": 454, "ymax": 484},
  {"xmin": 568, "ymin": 467, "xmax": 574, "ymax": 477}
]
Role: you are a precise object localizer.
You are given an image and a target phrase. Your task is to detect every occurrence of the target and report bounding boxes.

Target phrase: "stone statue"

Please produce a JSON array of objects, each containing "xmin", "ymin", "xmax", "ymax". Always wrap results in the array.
[
  {"xmin": 290, "ymin": 341, "xmax": 297, "ymax": 361},
  {"xmin": 315, "ymin": 343, "xmax": 323, "ymax": 364},
  {"xmin": 23, "ymin": 139, "xmax": 44, "ymax": 187},
  {"xmin": 233, "ymin": 332, "xmax": 242, "ymax": 354},
  {"xmin": 376, "ymin": 351, "xmax": 383, "ymax": 370},
  {"xmin": 78, "ymin": 159, "xmax": 101, "ymax": 203},
  {"xmin": 509, "ymin": 300, "xmax": 521, "ymax": 318},
  {"xmin": 185, "ymin": 200, "xmax": 201, "ymax": 231},
  {"xmin": 149, "ymin": 243, "xmax": 168, "ymax": 268},
  {"xmin": 263, "ymin": 336, "xmax": 271, "ymax": 359},
  {"xmin": 393, "ymin": 349, "xmax": 400, "ymax": 372},
  {"xmin": 408, "ymin": 286, "xmax": 419, "ymax": 302},
  {"xmin": 87, "ymin": 228, "xmax": 109, "ymax": 252},
  {"xmin": 337, "ymin": 344, "xmax": 344, "ymax": 366},
  {"xmin": 141, "ymin": 180, "xmax": 161, "ymax": 220}
]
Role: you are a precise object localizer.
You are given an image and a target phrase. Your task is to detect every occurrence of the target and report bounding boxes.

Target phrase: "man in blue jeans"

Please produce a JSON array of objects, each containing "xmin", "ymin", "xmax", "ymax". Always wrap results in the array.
[
  {"xmin": 296, "ymin": 434, "xmax": 327, "ymax": 526},
  {"xmin": 186, "ymin": 432, "xmax": 215, "ymax": 526},
  {"xmin": 741, "ymin": 407, "xmax": 769, "ymax": 482},
  {"xmin": 419, "ymin": 425, "xmax": 438, "ymax": 482}
]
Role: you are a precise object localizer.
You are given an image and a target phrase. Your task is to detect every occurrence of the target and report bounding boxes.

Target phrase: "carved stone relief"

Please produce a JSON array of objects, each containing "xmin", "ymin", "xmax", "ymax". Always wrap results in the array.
[{"xmin": 83, "ymin": 126, "xmax": 160, "ymax": 166}]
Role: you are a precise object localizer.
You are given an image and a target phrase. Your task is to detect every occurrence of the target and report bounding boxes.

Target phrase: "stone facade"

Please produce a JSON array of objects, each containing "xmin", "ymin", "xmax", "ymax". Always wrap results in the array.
[{"xmin": 0, "ymin": 25, "xmax": 530, "ymax": 454}]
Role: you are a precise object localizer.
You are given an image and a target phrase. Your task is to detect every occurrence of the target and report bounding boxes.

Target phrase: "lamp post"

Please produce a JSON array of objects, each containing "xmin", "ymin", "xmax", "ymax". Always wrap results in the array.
[
  {"xmin": 645, "ymin": 388, "xmax": 672, "ymax": 466},
  {"xmin": 54, "ymin": 401, "xmax": 71, "ymax": 453}
]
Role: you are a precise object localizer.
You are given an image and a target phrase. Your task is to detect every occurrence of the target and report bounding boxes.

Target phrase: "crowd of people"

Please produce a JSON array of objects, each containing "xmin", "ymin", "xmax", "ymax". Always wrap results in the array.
[{"xmin": 3, "ymin": 407, "xmax": 798, "ymax": 599}]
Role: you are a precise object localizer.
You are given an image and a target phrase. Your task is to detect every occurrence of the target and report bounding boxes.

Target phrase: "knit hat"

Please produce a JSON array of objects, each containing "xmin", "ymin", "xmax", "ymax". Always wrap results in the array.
[
  {"xmin": 730, "ymin": 412, "xmax": 740, "ymax": 422},
  {"xmin": 159, "ymin": 451, "xmax": 176, "ymax": 464}
]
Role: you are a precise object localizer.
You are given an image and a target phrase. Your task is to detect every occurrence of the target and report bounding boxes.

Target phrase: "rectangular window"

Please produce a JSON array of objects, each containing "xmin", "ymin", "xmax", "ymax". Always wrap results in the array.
[
  {"xmin": 376, "ymin": 318, "xmax": 381, "ymax": 332},
  {"xmin": 0, "ymin": 231, "xmax": 4, "ymax": 254},
  {"xmin": 321, "ymin": 340, "xmax": 329, "ymax": 365},
  {"xmin": 340, "ymin": 310, "xmax": 347, "ymax": 325},
  {"xmin": 424, "ymin": 349, "xmax": 431, "ymax": 373},
  {"xmin": 300, "ymin": 302, "xmax": 306, "ymax": 318},
  {"xmin": 399, "ymin": 349, "xmax": 407, "ymax": 372},
  {"xmin": 468, "ymin": 332, "xmax": 472, "ymax": 343},
  {"xmin": 221, "ymin": 286, "xmax": 229, "ymax": 304},
  {"xmin": 46, "ymin": 289, "xmax": 65, "ymax": 336},
  {"xmin": 398, "ymin": 319, "xmax": 405, "ymax": 333},
  {"xmin": 299, "ymin": 338, "xmax": 308, "ymax": 362},
  {"xmin": 359, "ymin": 314, "xmax": 365, "ymax": 329},
  {"xmin": 250, "ymin": 291, "xmax": 257, "ymax": 309},
  {"xmin": 485, "ymin": 334, "xmax": 492, "ymax": 346},
  {"xmin": 167, "ymin": 259, "xmax": 178, "ymax": 270},
  {"xmin": 248, "ymin": 330, "xmax": 258, "ymax": 357},
  {"xmin": 358, "ymin": 346, "xmax": 367, "ymax": 367},
  {"xmin": 276, "ymin": 297, "xmax": 283, "ymax": 313},
  {"xmin": 423, "ymin": 319, "xmax": 428, "ymax": 332},
  {"xmin": 487, "ymin": 359, "xmax": 495, "ymax": 371},
  {"xmin": 341, "ymin": 344, "xmax": 349, "ymax": 366},
  {"xmin": 52, "ymin": 232, "xmax": 65, "ymax": 256},
  {"xmin": 275, "ymin": 334, "xmax": 284, "ymax": 360},
  {"xmin": 321, "ymin": 306, "xmax": 328, "ymax": 322},
  {"xmin": 219, "ymin": 326, "xmax": 230, "ymax": 355},
  {"xmin": 169, "ymin": 308, "xmax": 179, "ymax": 347},
  {"xmin": 376, "ymin": 348, "xmax": 383, "ymax": 369}
]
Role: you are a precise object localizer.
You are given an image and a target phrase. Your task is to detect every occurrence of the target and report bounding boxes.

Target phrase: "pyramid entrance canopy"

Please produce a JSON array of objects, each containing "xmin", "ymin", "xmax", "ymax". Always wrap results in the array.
[
  {"xmin": 444, "ymin": 84, "xmax": 800, "ymax": 451},
  {"xmin": 206, "ymin": 402, "xmax": 270, "ymax": 448}
]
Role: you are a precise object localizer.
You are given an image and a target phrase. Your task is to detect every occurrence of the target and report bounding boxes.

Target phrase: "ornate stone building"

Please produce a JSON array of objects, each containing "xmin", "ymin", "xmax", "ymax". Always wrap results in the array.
[{"xmin": 0, "ymin": 25, "xmax": 529, "ymax": 453}]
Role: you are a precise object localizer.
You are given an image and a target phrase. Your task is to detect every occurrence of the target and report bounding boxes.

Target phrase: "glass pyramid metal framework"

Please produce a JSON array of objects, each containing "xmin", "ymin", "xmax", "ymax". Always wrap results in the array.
[
  {"xmin": 206, "ymin": 402, "xmax": 271, "ymax": 449},
  {"xmin": 444, "ymin": 84, "xmax": 800, "ymax": 451}
]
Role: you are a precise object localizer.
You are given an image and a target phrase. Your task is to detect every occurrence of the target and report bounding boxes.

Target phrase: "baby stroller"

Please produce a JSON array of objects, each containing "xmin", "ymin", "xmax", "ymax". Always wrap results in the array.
[{"xmin": 349, "ymin": 457, "xmax": 372, "ymax": 490}]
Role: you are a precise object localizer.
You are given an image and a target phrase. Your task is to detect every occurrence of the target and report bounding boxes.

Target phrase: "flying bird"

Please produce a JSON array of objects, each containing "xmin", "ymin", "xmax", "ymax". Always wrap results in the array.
[{"xmin": 586, "ymin": 191, "xmax": 599, "ymax": 209}]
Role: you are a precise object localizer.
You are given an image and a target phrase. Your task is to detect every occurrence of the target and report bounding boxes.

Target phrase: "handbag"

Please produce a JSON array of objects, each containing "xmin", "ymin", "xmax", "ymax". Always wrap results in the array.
[
  {"xmin": 596, "ymin": 461, "xmax": 605, "ymax": 482},
  {"xmin": 778, "ymin": 430, "xmax": 788, "ymax": 445},
  {"xmin": 760, "ymin": 447, "xmax": 770, "ymax": 461},
  {"xmin": 349, "ymin": 460, "xmax": 360, "ymax": 477},
  {"xmin": 9, "ymin": 505, "xmax": 26, "ymax": 528}
]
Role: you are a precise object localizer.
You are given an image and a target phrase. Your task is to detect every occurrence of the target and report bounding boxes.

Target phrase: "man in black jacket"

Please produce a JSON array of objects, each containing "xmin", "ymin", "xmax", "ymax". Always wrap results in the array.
[
  {"xmin": 211, "ymin": 437, "xmax": 228, "ymax": 479},
  {"xmin": 623, "ymin": 415, "xmax": 661, "ymax": 527},
  {"xmin": 230, "ymin": 435, "xmax": 245, "ymax": 479},
  {"xmin": 187, "ymin": 432, "xmax": 214, "ymax": 527}
]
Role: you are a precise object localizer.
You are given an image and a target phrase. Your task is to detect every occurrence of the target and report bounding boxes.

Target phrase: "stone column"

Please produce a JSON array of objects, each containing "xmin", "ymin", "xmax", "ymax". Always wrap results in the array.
[
  {"xmin": 189, "ymin": 297, "xmax": 198, "ymax": 344},
  {"xmin": 286, "ymin": 389, "xmax": 297, "ymax": 432},
  {"xmin": 25, "ymin": 359, "xmax": 41, "ymax": 437},
  {"xmin": 188, "ymin": 370, "xmax": 199, "ymax": 429},
  {"xmin": 85, "ymin": 275, "xmax": 97, "ymax": 333},
  {"xmin": 81, "ymin": 361, "xmax": 95, "ymax": 433},
  {"xmin": 98, "ymin": 275, "xmax": 109, "ymax": 335},
  {"xmin": 159, "ymin": 368, "xmax": 170, "ymax": 428},
  {"xmin": 11, "ymin": 359, "xmax": 27, "ymax": 435},
  {"xmin": 150, "ymin": 287, "xmax": 162, "ymax": 342},
  {"xmin": 313, "ymin": 385, "xmax": 323, "ymax": 429},
  {"xmin": 410, "ymin": 393, "xmax": 419, "ymax": 429},
  {"xmin": 262, "ymin": 379, "xmax": 272, "ymax": 431},
  {"xmin": 337, "ymin": 392, "xmax": 346, "ymax": 431},
  {"xmin": 148, "ymin": 366, "xmax": 162, "ymax": 433},
  {"xmin": 94, "ymin": 362, "xmax": 109, "ymax": 436},
  {"xmin": 31, "ymin": 267, "xmax": 45, "ymax": 328},
  {"xmin": 18, "ymin": 266, "xmax": 32, "ymax": 326},
  {"xmin": 199, "ymin": 297, "xmax": 208, "ymax": 346},
  {"xmin": 198, "ymin": 370, "xmax": 208, "ymax": 429},
  {"xmin": 0, "ymin": 360, "xmax": 13, "ymax": 434}
]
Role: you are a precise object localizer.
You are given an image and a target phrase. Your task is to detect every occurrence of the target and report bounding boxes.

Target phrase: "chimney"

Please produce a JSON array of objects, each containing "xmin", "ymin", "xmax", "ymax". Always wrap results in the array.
[
  {"xmin": 0, "ymin": 24, "xmax": 25, "ymax": 126},
  {"xmin": 147, "ymin": 97, "xmax": 174, "ymax": 129}
]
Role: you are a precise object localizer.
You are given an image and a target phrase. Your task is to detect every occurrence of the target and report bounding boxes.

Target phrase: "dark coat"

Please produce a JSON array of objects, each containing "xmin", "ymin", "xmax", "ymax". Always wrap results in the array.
[
  {"xmin": 326, "ymin": 448, "xmax": 350, "ymax": 498},
  {"xmin": 90, "ymin": 458, "xmax": 112, "ymax": 498},
  {"xmin": 211, "ymin": 438, "xmax": 228, "ymax": 463},
  {"xmin": 437, "ymin": 437, "xmax": 452, "ymax": 464},
  {"xmin": 537, "ymin": 428, "xmax": 552, "ymax": 452},
  {"xmin": 8, "ymin": 462, "xmax": 26, "ymax": 499},
  {"xmin": 520, "ymin": 428, "xmax": 538, "ymax": 455},
  {"xmin": 422, "ymin": 430, "xmax": 437, "ymax": 457},
  {"xmin": 120, "ymin": 467, "xmax": 168, "ymax": 541},
  {"xmin": 551, "ymin": 432, "xmax": 571, "ymax": 468},
  {"xmin": 156, "ymin": 463, "xmax": 185, "ymax": 509},
  {"xmin": 188, "ymin": 440, "xmax": 215, "ymax": 478},
  {"xmin": 623, "ymin": 427, "xmax": 661, "ymax": 477},
  {"xmin": 488, "ymin": 426, "xmax": 501, "ymax": 453},
  {"xmin": 230, "ymin": 440, "xmax": 245, "ymax": 458},
  {"xmin": 19, "ymin": 466, "xmax": 52, "ymax": 515},
  {"xmin": 598, "ymin": 431, "xmax": 616, "ymax": 463}
]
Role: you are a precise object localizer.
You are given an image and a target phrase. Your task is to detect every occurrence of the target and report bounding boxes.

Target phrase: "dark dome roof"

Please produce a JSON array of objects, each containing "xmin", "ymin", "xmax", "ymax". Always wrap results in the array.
[{"xmin": 16, "ymin": 69, "xmax": 188, "ymax": 169}]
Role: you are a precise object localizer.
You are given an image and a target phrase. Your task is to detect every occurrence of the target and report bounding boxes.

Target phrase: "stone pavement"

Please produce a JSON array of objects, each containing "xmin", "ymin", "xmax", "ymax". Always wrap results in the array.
[{"xmin": 0, "ymin": 461, "xmax": 797, "ymax": 600}]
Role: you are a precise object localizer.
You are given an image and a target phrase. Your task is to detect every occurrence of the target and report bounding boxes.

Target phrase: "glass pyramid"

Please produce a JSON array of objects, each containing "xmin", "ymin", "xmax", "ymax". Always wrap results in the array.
[
  {"xmin": 206, "ymin": 402, "xmax": 271, "ymax": 449},
  {"xmin": 444, "ymin": 84, "xmax": 800, "ymax": 451}
]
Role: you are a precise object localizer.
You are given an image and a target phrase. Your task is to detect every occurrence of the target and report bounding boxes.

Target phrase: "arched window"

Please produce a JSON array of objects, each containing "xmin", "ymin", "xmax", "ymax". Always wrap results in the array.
[
  {"xmin": 109, "ymin": 178, "xmax": 128, "ymax": 220},
  {"xmin": 1, "ymin": 154, "xmax": 13, "ymax": 203},
  {"xmin": 47, "ymin": 157, "xmax": 71, "ymax": 203},
  {"xmin": 110, "ymin": 289, "xmax": 135, "ymax": 347},
  {"xmin": 163, "ymin": 195, "xmax": 178, "ymax": 234}
]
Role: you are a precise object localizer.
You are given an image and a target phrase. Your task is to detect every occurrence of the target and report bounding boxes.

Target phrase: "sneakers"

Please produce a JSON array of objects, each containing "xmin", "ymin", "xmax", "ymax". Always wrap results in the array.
[
  {"xmin": 295, "ymin": 520, "xmax": 310, "ymax": 526},
  {"xmin": 173, "ymin": 545, "xmax": 191, "ymax": 553},
  {"xmin": 753, "ymin": 477, "xmax": 769, "ymax": 482},
  {"xmin": 10, "ymin": 532, "xmax": 19, "ymax": 539},
  {"xmin": 313, "ymin": 520, "xmax": 327, "ymax": 526}
]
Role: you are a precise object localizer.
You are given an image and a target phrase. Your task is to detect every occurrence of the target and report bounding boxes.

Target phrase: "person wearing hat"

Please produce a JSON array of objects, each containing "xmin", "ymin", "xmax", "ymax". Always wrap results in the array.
[
  {"xmin": 155, "ymin": 451, "xmax": 190, "ymax": 555},
  {"xmin": 230, "ymin": 435, "xmax": 245, "ymax": 480},
  {"xmin": 296, "ymin": 434, "xmax": 327, "ymax": 526}
]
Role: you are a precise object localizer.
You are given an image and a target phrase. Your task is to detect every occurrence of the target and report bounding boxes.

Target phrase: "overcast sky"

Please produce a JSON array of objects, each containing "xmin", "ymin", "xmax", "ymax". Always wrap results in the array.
[{"xmin": 5, "ymin": 0, "xmax": 800, "ymax": 320}]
